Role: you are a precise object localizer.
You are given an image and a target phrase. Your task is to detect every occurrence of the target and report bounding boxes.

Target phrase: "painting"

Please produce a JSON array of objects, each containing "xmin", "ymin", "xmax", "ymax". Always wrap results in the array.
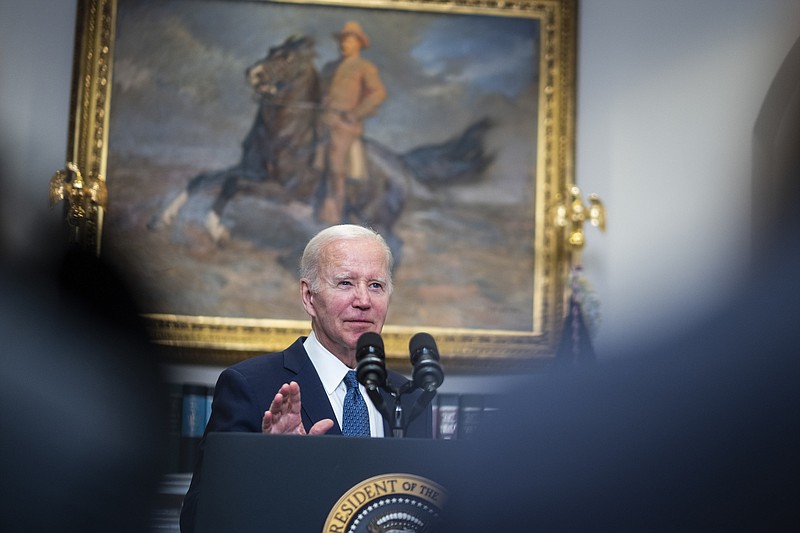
[{"xmin": 63, "ymin": 0, "xmax": 577, "ymax": 368}]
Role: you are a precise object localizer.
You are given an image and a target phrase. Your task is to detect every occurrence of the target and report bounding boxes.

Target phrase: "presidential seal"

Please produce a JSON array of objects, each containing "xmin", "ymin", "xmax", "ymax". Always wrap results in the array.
[{"xmin": 323, "ymin": 473, "xmax": 447, "ymax": 533}]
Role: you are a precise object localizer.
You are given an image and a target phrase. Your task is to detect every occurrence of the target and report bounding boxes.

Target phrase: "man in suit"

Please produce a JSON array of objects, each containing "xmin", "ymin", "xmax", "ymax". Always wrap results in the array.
[{"xmin": 180, "ymin": 224, "xmax": 432, "ymax": 533}]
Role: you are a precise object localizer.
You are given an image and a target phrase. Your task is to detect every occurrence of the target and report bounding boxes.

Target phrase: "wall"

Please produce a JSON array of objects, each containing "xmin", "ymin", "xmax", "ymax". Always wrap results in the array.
[
  {"xmin": 576, "ymin": 0, "xmax": 800, "ymax": 355},
  {"xmin": 2, "ymin": 1, "xmax": 799, "ymax": 384},
  {"xmin": 0, "ymin": 0, "xmax": 77, "ymax": 262}
]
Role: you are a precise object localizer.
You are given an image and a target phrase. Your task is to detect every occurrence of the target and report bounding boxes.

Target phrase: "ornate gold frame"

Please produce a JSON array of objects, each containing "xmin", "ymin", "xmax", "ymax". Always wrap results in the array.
[{"xmin": 60, "ymin": 0, "xmax": 577, "ymax": 371}]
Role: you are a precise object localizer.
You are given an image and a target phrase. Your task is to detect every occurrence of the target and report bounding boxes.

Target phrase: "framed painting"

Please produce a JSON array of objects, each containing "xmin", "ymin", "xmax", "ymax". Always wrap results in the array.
[{"xmin": 60, "ymin": 0, "xmax": 577, "ymax": 370}]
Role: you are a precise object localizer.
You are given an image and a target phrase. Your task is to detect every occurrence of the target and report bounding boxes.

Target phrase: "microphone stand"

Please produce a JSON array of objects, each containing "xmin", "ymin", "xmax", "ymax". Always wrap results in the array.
[{"xmin": 364, "ymin": 380, "xmax": 437, "ymax": 438}]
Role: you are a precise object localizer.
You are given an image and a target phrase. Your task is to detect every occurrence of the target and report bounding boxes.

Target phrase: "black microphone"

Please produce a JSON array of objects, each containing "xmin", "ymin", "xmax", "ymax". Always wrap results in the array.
[
  {"xmin": 356, "ymin": 332, "xmax": 387, "ymax": 390},
  {"xmin": 409, "ymin": 332, "xmax": 444, "ymax": 392}
]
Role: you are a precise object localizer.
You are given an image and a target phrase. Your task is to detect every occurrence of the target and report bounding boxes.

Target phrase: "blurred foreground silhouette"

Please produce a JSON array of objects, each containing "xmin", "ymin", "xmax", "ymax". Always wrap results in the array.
[
  {"xmin": 0, "ymin": 231, "xmax": 168, "ymax": 531},
  {"xmin": 440, "ymin": 35, "xmax": 800, "ymax": 532}
]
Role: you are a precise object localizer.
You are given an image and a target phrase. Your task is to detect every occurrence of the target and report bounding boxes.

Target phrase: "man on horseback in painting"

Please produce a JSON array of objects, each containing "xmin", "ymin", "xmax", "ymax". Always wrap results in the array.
[
  {"xmin": 316, "ymin": 21, "xmax": 387, "ymax": 225},
  {"xmin": 147, "ymin": 26, "xmax": 492, "ymax": 262}
]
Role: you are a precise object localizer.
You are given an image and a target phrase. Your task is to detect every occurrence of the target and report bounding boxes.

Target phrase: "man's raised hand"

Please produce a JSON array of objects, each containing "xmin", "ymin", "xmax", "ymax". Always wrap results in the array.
[{"xmin": 261, "ymin": 381, "xmax": 334, "ymax": 435}]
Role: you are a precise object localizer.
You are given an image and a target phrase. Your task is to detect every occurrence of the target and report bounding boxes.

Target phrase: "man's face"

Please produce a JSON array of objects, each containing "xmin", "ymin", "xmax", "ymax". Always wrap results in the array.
[
  {"xmin": 301, "ymin": 237, "xmax": 390, "ymax": 366},
  {"xmin": 339, "ymin": 34, "xmax": 362, "ymax": 58}
]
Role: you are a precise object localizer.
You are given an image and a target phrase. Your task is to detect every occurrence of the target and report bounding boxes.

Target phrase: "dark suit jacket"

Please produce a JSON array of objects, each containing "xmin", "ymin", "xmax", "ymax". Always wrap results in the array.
[{"xmin": 180, "ymin": 337, "xmax": 432, "ymax": 533}]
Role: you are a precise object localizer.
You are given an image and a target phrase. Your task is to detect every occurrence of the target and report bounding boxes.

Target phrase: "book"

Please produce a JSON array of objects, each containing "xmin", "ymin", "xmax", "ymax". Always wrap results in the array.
[
  {"xmin": 166, "ymin": 383, "xmax": 183, "ymax": 473},
  {"xmin": 179, "ymin": 383, "xmax": 209, "ymax": 472},
  {"xmin": 457, "ymin": 394, "xmax": 485, "ymax": 440},
  {"xmin": 435, "ymin": 393, "xmax": 460, "ymax": 439}
]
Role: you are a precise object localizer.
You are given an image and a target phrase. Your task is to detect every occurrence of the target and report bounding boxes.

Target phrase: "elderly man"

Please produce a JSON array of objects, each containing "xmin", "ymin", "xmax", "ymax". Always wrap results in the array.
[
  {"xmin": 316, "ymin": 21, "xmax": 387, "ymax": 224},
  {"xmin": 179, "ymin": 224, "xmax": 431, "ymax": 533}
]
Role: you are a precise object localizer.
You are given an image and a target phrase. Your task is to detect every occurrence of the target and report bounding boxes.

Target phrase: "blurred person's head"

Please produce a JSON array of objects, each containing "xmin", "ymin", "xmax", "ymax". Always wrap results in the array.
[
  {"xmin": 0, "ymin": 246, "xmax": 168, "ymax": 532},
  {"xmin": 438, "ymin": 34, "xmax": 800, "ymax": 533}
]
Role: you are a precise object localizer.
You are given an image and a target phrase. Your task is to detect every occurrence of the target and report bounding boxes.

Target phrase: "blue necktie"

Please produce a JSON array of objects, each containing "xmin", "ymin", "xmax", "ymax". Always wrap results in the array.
[{"xmin": 342, "ymin": 370, "xmax": 370, "ymax": 437}]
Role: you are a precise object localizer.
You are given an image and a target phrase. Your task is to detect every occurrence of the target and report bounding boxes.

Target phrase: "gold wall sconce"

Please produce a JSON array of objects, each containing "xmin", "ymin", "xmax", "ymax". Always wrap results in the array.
[
  {"xmin": 49, "ymin": 161, "xmax": 108, "ymax": 252},
  {"xmin": 554, "ymin": 185, "xmax": 606, "ymax": 249}
]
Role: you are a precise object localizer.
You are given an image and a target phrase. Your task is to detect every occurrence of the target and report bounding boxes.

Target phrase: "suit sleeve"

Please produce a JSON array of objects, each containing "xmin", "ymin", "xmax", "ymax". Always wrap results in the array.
[
  {"xmin": 205, "ymin": 368, "xmax": 264, "ymax": 433},
  {"xmin": 179, "ymin": 368, "xmax": 264, "ymax": 533}
]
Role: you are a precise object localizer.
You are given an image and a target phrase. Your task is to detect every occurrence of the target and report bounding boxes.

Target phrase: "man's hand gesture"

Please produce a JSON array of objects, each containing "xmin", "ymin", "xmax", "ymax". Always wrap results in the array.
[{"xmin": 261, "ymin": 381, "xmax": 334, "ymax": 435}]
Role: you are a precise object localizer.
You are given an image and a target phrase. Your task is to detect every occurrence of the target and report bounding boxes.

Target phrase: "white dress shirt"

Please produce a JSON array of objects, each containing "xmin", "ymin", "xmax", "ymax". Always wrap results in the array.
[{"xmin": 304, "ymin": 332, "xmax": 385, "ymax": 437}]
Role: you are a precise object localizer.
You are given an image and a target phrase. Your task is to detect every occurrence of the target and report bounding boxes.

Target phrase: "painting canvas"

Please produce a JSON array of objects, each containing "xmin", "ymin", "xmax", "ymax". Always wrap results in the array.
[{"xmin": 66, "ymin": 0, "xmax": 576, "ymax": 364}]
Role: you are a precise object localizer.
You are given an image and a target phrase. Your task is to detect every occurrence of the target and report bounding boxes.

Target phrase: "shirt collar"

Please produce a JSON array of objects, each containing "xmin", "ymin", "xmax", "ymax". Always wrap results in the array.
[{"xmin": 304, "ymin": 331, "xmax": 351, "ymax": 395}]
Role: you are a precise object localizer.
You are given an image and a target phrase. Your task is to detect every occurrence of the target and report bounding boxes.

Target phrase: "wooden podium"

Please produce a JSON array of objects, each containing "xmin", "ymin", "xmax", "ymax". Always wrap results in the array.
[{"xmin": 195, "ymin": 432, "xmax": 465, "ymax": 533}]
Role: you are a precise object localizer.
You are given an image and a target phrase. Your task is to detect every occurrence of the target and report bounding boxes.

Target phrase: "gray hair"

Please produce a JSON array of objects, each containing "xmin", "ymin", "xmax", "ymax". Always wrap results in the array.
[{"xmin": 300, "ymin": 224, "xmax": 394, "ymax": 294}]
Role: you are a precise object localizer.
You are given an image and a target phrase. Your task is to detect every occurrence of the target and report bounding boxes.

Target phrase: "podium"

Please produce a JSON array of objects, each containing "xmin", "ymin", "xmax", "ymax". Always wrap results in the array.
[{"xmin": 195, "ymin": 432, "xmax": 465, "ymax": 533}]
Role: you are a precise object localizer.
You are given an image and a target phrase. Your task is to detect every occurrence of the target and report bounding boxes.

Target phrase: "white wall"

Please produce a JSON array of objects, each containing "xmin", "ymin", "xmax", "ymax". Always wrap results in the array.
[
  {"xmin": 0, "ymin": 0, "xmax": 77, "ymax": 261},
  {"xmin": 576, "ymin": 0, "xmax": 800, "ymax": 355},
  {"xmin": 2, "ymin": 1, "xmax": 799, "ymax": 375}
]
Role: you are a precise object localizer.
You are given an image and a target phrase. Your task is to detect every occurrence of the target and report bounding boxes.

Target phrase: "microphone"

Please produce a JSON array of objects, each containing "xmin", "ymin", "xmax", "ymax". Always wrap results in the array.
[
  {"xmin": 409, "ymin": 332, "xmax": 444, "ymax": 392},
  {"xmin": 356, "ymin": 332, "xmax": 387, "ymax": 390}
]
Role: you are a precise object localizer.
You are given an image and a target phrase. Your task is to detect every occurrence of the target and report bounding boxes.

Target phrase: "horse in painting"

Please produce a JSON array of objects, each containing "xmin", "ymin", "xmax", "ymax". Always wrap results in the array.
[{"xmin": 150, "ymin": 34, "xmax": 493, "ymax": 263}]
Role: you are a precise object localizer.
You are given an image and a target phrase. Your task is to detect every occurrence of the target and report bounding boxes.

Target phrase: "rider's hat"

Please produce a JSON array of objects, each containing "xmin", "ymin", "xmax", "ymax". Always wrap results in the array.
[{"xmin": 335, "ymin": 21, "xmax": 369, "ymax": 48}]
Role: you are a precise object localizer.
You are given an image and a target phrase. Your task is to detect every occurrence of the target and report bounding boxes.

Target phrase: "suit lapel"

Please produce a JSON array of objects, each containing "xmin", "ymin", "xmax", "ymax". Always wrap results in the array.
[
  {"xmin": 379, "ymin": 388, "xmax": 394, "ymax": 435},
  {"xmin": 283, "ymin": 339, "xmax": 342, "ymax": 435}
]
